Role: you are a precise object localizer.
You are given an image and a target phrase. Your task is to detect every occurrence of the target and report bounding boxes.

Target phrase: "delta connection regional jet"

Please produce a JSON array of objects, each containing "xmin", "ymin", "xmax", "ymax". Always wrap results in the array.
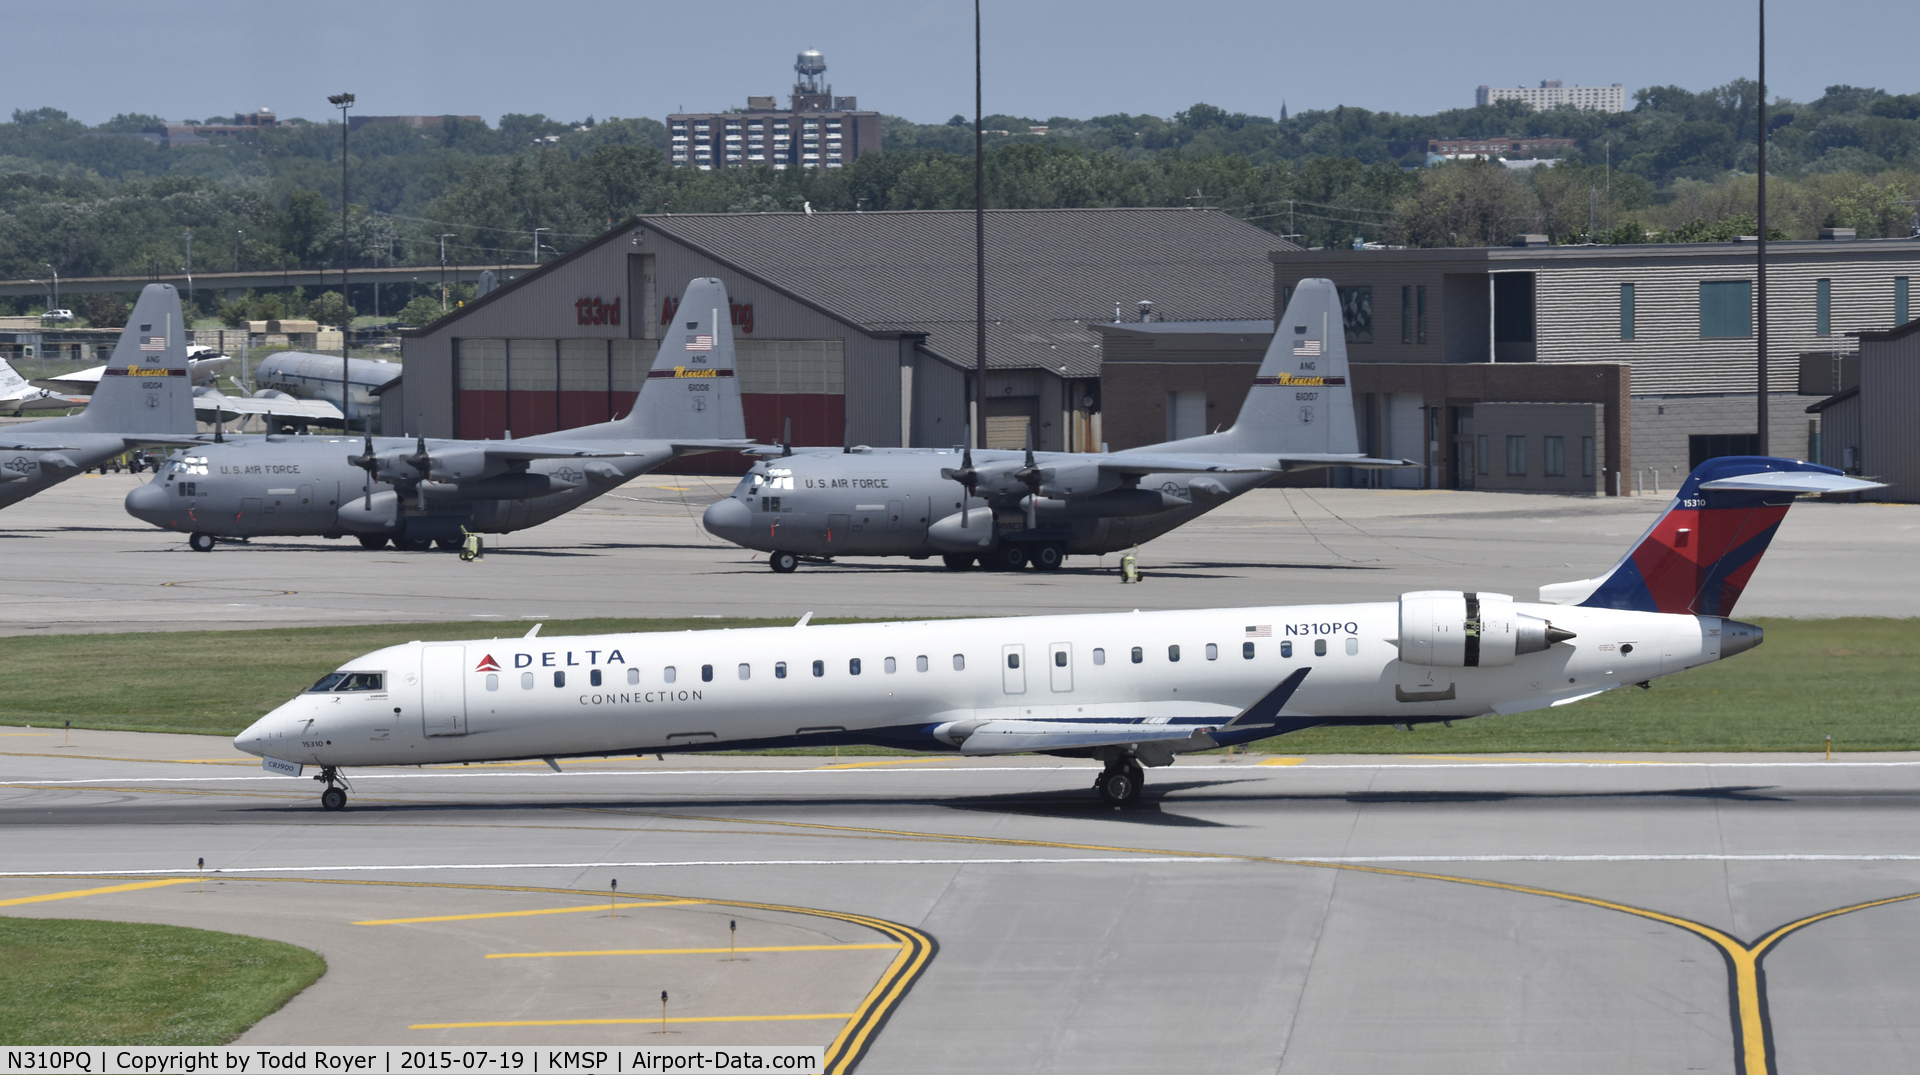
[
  {"xmin": 124, "ymin": 277, "xmax": 756, "ymax": 552},
  {"xmin": 0, "ymin": 284, "xmax": 204, "ymax": 511},
  {"xmin": 238, "ymin": 455, "xmax": 1880, "ymax": 810},
  {"xmin": 700, "ymin": 278, "xmax": 1416, "ymax": 573}
]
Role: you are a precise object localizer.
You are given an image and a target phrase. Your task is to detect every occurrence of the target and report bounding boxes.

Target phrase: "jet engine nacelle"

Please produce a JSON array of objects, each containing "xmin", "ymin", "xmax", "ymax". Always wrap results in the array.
[{"xmin": 1397, "ymin": 590, "xmax": 1570, "ymax": 668}]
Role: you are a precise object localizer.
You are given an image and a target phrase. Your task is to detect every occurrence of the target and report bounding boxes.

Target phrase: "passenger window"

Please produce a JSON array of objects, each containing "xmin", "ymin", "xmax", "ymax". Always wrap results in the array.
[
  {"xmin": 1205, "ymin": 643, "xmax": 1218, "ymax": 661},
  {"xmin": 590, "ymin": 669, "xmax": 602, "ymax": 687},
  {"xmin": 884, "ymin": 657, "xmax": 897, "ymax": 674},
  {"xmin": 1007, "ymin": 653, "xmax": 1020, "ymax": 669},
  {"xmin": 664, "ymin": 666, "xmax": 677, "ymax": 683},
  {"xmin": 739, "ymin": 663, "xmax": 751, "ymax": 680},
  {"xmin": 952, "ymin": 654, "xmax": 965, "ymax": 671},
  {"xmin": 627, "ymin": 668, "xmax": 639, "ymax": 685},
  {"xmin": 1345, "ymin": 637, "xmax": 1359, "ymax": 656},
  {"xmin": 850, "ymin": 658, "xmax": 862, "ymax": 675},
  {"xmin": 775, "ymin": 661, "xmax": 787, "ymax": 679},
  {"xmin": 1242, "ymin": 642, "xmax": 1255, "ymax": 659},
  {"xmin": 1314, "ymin": 638, "xmax": 1327, "ymax": 657},
  {"xmin": 1093, "ymin": 648, "xmax": 1105, "ymax": 665},
  {"xmin": 1281, "ymin": 641, "xmax": 1293, "ymax": 659},
  {"xmin": 1168, "ymin": 645, "xmax": 1181, "ymax": 662},
  {"xmin": 701, "ymin": 665, "xmax": 714, "ymax": 682},
  {"xmin": 486, "ymin": 674, "xmax": 499, "ymax": 691},
  {"xmin": 1131, "ymin": 647, "xmax": 1143, "ymax": 664},
  {"xmin": 916, "ymin": 655, "xmax": 928, "ymax": 672},
  {"xmin": 553, "ymin": 671, "xmax": 566, "ymax": 688},
  {"xmin": 1054, "ymin": 650, "xmax": 1067, "ymax": 667},
  {"xmin": 521, "ymin": 672, "xmax": 534, "ymax": 689},
  {"xmin": 813, "ymin": 660, "xmax": 825, "ymax": 677}
]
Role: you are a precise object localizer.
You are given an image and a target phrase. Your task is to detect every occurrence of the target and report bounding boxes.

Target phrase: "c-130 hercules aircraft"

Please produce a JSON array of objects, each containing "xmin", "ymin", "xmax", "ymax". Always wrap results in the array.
[
  {"xmin": 702, "ymin": 278, "xmax": 1415, "ymax": 573},
  {"xmin": 124, "ymin": 278, "xmax": 754, "ymax": 552},
  {"xmin": 239, "ymin": 454, "xmax": 1880, "ymax": 809},
  {"xmin": 1, "ymin": 284, "xmax": 204, "ymax": 511}
]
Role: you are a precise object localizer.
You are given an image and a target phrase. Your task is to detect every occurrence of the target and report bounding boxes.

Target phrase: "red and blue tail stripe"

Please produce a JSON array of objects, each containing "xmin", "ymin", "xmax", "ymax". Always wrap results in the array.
[{"xmin": 1578, "ymin": 457, "xmax": 1854, "ymax": 616}]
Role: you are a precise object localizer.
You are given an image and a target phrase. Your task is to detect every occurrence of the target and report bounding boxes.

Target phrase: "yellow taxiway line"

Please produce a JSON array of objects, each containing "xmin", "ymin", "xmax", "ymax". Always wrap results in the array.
[
  {"xmin": 356, "ymin": 898, "xmax": 701, "ymax": 925},
  {"xmin": 1256, "ymin": 757, "xmax": 1305, "ymax": 766},
  {"xmin": 487, "ymin": 943, "xmax": 902, "ymax": 959},
  {"xmin": 0, "ymin": 878, "xmax": 195, "ymax": 907},
  {"xmin": 818, "ymin": 758, "xmax": 949, "ymax": 770}
]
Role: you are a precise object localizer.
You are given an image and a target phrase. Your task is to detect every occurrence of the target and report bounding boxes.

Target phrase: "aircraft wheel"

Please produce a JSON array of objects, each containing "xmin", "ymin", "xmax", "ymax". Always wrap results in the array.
[
  {"xmin": 394, "ymin": 535, "xmax": 433, "ymax": 552},
  {"xmin": 769, "ymin": 551, "xmax": 799, "ymax": 573},
  {"xmin": 188, "ymin": 532, "xmax": 216, "ymax": 553},
  {"xmin": 1031, "ymin": 543, "xmax": 1065, "ymax": 571},
  {"xmin": 1095, "ymin": 764, "xmax": 1143, "ymax": 807},
  {"xmin": 357, "ymin": 535, "xmax": 389, "ymax": 550},
  {"xmin": 320, "ymin": 787, "xmax": 347, "ymax": 811},
  {"xmin": 941, "ymin": 554, "xmax": 975, "ymax": 571},
  {"xmin": 434, "ymin": 538, "xmax": 461, "ymax": 551},
  {"xmin": 989, "ymin": 544, "xmax": 1028, "ymax": 571}
]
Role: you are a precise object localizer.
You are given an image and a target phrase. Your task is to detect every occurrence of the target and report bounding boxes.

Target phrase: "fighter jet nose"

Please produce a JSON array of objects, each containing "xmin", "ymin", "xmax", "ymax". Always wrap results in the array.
[
  {"xmin": 702, "ymin": 497, "xmax": 751, "ymax": 539},
  {"xmin": 1721, "ymin": 619, "xmax": 1764, "ymax": 658},
  {"xmin": 124, "ymin": 481, "xmax": 172, "ymax": 523}
]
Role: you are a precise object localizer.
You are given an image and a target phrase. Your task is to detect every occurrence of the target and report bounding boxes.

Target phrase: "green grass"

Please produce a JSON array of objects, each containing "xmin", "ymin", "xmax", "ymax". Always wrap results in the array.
[
  {"xmin": 0, "ymin": 918, "xmax": 325, "ymax": 1045},
  {"xmin": 4, "ymin": 616, "xmax": 1917, "ymax": 752}
]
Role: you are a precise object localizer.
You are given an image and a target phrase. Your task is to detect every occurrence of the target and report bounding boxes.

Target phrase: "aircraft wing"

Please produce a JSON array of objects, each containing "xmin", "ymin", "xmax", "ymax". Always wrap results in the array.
[
  {"xmin": 194, "ymin": 394, "xmax": 343, "ymax": 422},
  {"xmin": 1273, "ymin": 453, "xmax": 1421, "ymax": 471},
  {"xmin": 33, "ymin": 366, "xmax": 105, "ymax": 394},
  {"xmin": 670, "ymin": 439, "xmax": 770, "ymax": 455},
  {"xmin": 481, "ymin": 445, "xmax": 639, "ymax": 461},
  {"xmin": 953, "ymin": 669, "xmax": 1312, "ymax": 755},
  {"xmin": 1089, "ymin": 453, "xmax": 1277, "ymax": 477},
  {"xmin": 0, "ymin": 440, "xmax": 81, "ymax": 451}
]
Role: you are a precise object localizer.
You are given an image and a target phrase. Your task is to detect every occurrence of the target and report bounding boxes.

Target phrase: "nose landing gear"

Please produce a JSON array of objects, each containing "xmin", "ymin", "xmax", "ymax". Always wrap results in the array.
[{"xmin": 314, "ymin": 767, "xmax": 350, "ymax": 811}]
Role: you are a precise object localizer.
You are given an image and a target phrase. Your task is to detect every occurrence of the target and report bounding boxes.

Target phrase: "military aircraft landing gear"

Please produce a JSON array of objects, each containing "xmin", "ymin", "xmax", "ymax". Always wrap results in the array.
[
  {"xmin": 314, "ymin": 767, "xmax": 350, "ymax": 811},
  {"xmin": 769, "ymin": 551, "xmax": 799, "ymax": 573},
  {"xmin": 941, "ymin": 554, "xmax": 975, "ymax": 571},
  {"xmin": 433, "ymin": 537, "xmax": 461, "ymax": 552},
  {"xmin": 188, "ymin": 532, "xmax": 216, "ymax": 553},
  {"xmin": 1094, "ymin": 759, "xmax": 1145, "ymax": 806},
  {"xmin": 988, "ymin": 544, "xmax": 1028, "ymax": 572},
  {"xmin": 1031, "ymin": 542, "xmax": 1065, "ymax": 571},
  {"xmin": 357, "ymin": 535, "xmax": 389, "ymax": 550},
  {"xmin": 394, "ymin": 535, "xmax": 433, "ymax": 552}
]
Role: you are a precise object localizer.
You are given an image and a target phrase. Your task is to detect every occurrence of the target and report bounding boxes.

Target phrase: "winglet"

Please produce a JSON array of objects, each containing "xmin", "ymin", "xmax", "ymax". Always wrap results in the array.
[
  {"xmin": 795, "ymin": 612, "xmax": 813, "ymax": 627},
  {"xmin": 1222, "ymin": 667, "xmax": 1312, "ymax": 729},
  {"xmin": 524, "ymin": 623, "xmax": 543, "ymax": 638}
]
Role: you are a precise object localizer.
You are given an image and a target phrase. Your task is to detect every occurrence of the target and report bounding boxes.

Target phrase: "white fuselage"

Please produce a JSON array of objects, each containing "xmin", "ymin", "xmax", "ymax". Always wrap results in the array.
[{"xmin": 236, "ymin": 602, "xmax": 1733, "ymax": 770}]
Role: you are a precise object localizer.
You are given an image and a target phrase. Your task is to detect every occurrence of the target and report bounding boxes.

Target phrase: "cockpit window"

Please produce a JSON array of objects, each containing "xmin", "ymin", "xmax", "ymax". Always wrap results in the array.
[{"xmin": 308, "ymin": 671, "xmax": 384, "ymax": 693}]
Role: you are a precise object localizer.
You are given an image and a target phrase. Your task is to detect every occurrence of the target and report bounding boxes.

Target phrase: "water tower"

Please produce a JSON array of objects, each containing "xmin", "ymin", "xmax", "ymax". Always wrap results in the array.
[{"xmin": 794, "ymin": 49, "xmax": 827, "ymax": 93}]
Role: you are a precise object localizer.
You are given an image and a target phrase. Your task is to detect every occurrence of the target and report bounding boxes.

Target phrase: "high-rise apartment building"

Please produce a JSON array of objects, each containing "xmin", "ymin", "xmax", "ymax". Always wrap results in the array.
[
  {"xmin": 668, "ymin": 49, "xmax": 882, "ymax": 170},
  {"xmin": 1476, "ymin": 81, "xmax": 1627, "ymax": 113}
]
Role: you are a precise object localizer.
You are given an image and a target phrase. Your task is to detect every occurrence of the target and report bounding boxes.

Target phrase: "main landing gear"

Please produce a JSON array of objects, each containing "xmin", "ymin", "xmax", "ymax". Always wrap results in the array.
[
  {"xmin": 188, "ymin": 532, "xmax": 216, "ymax": 553},
  {"xmin": 314, "ymin": 767, "xmax": 350, "ymax": 811},
  {"xmin": 1094, "ymin": 758, "xmax": 1145, "ymax": 807}
]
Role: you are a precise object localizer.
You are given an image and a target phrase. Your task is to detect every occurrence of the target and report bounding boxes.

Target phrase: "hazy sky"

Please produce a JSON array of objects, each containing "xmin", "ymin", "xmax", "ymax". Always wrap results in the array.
[{"xmin": 10, "ymin": 0, "xmax": 1913, "ymax": 127}]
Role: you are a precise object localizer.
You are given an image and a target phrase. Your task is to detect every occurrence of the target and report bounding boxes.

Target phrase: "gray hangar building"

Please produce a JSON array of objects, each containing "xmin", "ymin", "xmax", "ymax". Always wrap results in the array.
[{"xmin": 396, "ymin": 208, "xmax": 1292, "ymax": 467}]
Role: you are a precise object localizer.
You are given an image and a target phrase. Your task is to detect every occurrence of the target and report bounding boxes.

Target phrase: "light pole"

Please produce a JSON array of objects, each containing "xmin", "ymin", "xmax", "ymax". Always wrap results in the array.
[
  {"xmin": 328, "ymin": 92, "xmax": 355, "ymax": 433},
  {"xmin": 973, "ymin": 0, "xmax": 986, "ymax": 451},
  {"xmin": 44, "ymin": 263, "xmax": 58, "ymax": 312},
  {"xmin": 182, "ymin": 230, "xmax": 193, "ymax": 314},
  {"xmin": 532, "ymin": 228, "xmax": 548, "ymax": 264},
  {"xmin": 440, "ymin": 234, "xmax": 454, "ymax": 311},
  {"xmin": 1754, "ymin": 0, "xmax": 1769, "ymax": 456},
  {"xmin": 235, "ymin": 229, "xmax": 244, "ymax": 272}
]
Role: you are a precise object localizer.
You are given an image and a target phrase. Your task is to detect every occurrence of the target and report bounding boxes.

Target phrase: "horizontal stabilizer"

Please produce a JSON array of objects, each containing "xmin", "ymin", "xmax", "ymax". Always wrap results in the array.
[
  {"xmin": 1698, "ymin": 470, "xmax": 1886, "ymax": 495},
  {"xmin": 194, "ymin": 392, "xmax": 342, "ymax": 422}
]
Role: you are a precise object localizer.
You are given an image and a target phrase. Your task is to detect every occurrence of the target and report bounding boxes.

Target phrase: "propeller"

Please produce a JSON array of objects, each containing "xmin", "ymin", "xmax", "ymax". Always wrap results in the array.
[
  {"xmin": 346, "ymin": 432, "xmax": 378, "ymax": 510},
  {"xmin": 1013, "ymin": 424, "xmax": 1048, "ymax": 528},
  {"xmin": 939, "ymin": 445, "xmax": 983, "ymax": 528},
  {"xmin": 406, "ymin": 437, "xmax": 433, "ymax": 509}
]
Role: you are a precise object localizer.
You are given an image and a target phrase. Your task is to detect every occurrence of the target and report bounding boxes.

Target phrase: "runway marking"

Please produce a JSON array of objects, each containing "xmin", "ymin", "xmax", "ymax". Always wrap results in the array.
[
  {"xmin": 0, "ymin": 878, "xmax": 194, "ymax": 906},
  {"xmin": 1257, "ymin": 757, "xmax": 1305, "ymax": 766},
  {"xmin": 411, "ymin": 1013, "xmax": 853, "ymax": 1029},
  {"xmin": 818, "ymin": 758, "xmax": 949, "ymax": 769},
  {"xmin": 357, "ymin": 899, "xmax": 703, "ymax": 925},
  {"xmin": 487, "ymin": 943, "xmax": 902, "ymax": 959}
]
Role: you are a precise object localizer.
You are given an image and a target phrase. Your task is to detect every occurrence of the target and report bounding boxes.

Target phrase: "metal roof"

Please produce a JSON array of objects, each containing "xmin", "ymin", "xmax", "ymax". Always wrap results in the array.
[{"xmin": 643, "ymin": 208, "xmax": 1292, "ymax": 377}]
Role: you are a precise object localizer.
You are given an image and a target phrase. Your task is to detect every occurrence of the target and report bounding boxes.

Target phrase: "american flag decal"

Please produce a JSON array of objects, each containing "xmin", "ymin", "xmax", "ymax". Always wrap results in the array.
[
  {"xmin": 1292, "ymin": 339, "xmax": 1322, "ymax": 356},
  {"xmin": 685, "ymin": 334, "xmax": 714, "ymax": 351},
  {"xmin": 1245, "ymin": 625, "xmax": 1272, "ymax": 637},
  {"xmin": 140, "ymin": 336, "xmax": 167, "ymax": 351}
]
